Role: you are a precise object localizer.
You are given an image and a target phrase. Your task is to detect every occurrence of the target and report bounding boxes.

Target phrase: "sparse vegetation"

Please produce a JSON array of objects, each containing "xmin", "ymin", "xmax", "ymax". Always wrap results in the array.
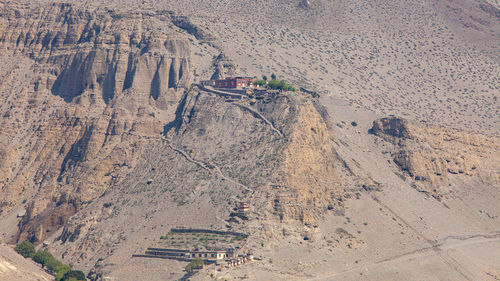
[
  {"xmin": 32, "ymin": 250, "xmax": 55, "ymax": 269},
  {"xmin": 253, "ymin": 80, "xmax": 267, "ymax": 87},
  {"xmin": 60, "ymin": 270, "xmax": 86, "ymax": 281},
  {"xmin": 185, "ymin": 258, "xmax": 204, "ymax": 273},
  {"xmin": 14, "ymin": 241, "xmax": 35, "ymax": 258},
  {"xmin": 14, "ymin": 242, "xmax": 85, "ymax": 280},
  {"xmin": 253, "ymin": 73, "xmax": 296, "ymax": 91},
  {"xmin": 267, "ymin": 79, "xmax": 296, "ymax": 91}
]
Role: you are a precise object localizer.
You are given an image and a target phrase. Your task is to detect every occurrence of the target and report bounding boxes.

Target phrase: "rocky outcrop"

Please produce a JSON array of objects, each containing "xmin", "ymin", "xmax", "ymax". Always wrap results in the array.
[
  {"xmin": 479, "ymin": 2, "xmax": 500, "ymax": 20},
  {"xmin": 210, "ymin": 53, "xmax": 238, "ymax": 80},
  {"xmin": 0, "ymin": 2, "xmax": 194, "ymax": 244},
  {"xmin": 266, "ymin": 96, "xmax": 342, "ymax": 223},
  {"xmin": 47, "ymin": 87, "xmax": 343, "ymax": 274},
  {"xmin": 170, "ymin": 14, "xmax": 216, "ymax": 42},
  {"xmin": 372, "ymin": 117, "xmax": 500, "ymax": 198},
  {"xmin": 0, "ymin": 3, "xmax": 192, "ymax": 105},
  {"xmin": 165, "ymin": 88, "xmax": 343, "ymax": 224}
]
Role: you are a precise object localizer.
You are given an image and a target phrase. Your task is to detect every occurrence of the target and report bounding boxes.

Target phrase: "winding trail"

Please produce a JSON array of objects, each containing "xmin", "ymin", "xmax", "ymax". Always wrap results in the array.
[
  {"xmin": 163, "ymin": 138, "xmax": 253, "ymax": 193},
  {"xmin": 310, "ymin": 195, "xmax": 500, "ymax": 281},
  {"xmin": 232, "ymin": 103, "xmax": 284, "ymax": 138},
  {"xmin": 312, "ymin": 232, "xmax": 500, "ymax": 280},
  {"xmin": 196, "ymin": 84, "xmax": 284, "ymax": 138}
]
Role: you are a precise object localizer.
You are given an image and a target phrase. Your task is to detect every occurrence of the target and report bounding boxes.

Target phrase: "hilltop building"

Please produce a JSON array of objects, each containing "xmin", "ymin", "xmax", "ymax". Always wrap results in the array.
[{"xmin": 214, "ymin": 77, "xmax": 254, "ymax": 88}]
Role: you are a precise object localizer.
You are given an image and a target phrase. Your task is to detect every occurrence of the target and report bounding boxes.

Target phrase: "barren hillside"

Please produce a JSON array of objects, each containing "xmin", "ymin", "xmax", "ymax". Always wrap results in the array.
[{"xmin": 0, "ymin": 0, "xmax": 499, "ymax": 280}]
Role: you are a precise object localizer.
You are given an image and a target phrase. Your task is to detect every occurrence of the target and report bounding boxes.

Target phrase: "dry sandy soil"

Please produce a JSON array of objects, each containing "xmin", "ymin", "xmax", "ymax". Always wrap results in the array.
[
  {"xmin": 0, "ymin": 242, "xmax": 52, "ymax": 281},
  {"xmin": 195, "ymin": 98, "xmax": 500, "ymax": 280},
  {"xmin": 0, "ymin": 0, "xmax": 499, "ymax": 280}
]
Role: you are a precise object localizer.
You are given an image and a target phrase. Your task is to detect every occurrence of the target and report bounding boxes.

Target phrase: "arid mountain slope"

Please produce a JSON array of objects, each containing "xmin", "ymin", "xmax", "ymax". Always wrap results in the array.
[
  {"xmin": 0, "ymin": 1, "xmax": 499, "ymax": 281},
  {"xmin": 372, "ymin": 117, "xmax": 500, "ymax": 199},
  {"xmin": 0, "ymin": 242, "xmax": 52, "ymax": 281},
  {"xmin": 157, "ymin": 0, "xmax": 500, "ymax": 133},
  {"xmin": 0, "ymin": 2, "xmax": 192, "ymax": 244},
  {"xmin": 42, "ymin": 86, "xmax": 344, "ymax": 279}
]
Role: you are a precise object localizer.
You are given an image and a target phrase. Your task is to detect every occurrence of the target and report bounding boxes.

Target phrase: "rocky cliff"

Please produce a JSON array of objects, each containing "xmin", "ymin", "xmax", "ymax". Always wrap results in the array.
[
  {"xmin": 32, "ymin": 86, "xmax": 345, "ymax": 276},
  {"xmin": 0, "ymin": 1, "xmax": 343, "ymax": 257},
  {"xmin": 372, "ymin": 117, "xmax": 500, "ymax": 199},
  {"xmin": 0, "ymin": 2, "xmax": 193, "ymax": 244}
]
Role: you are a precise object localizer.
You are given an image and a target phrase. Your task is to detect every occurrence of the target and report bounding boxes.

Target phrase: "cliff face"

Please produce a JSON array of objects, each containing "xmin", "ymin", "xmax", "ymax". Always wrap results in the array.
[
  {"xmin": 43, "ymin": 87, "xmax": 344, "ymax": 276},
  {"xmin": 0, "ymin": 2, "xmax": 193, "ymax": 244},
  {"xmin": 0, "ymin": 2, "xmax": 343, "ymax": 249},
  {"xmin": 0, "ymin": 3, "xmax": 192, "ymax": 104},
  {"xmin": 162, "ymin": 88, "xmax": 343, "ymax": 224},
  {"xmin": 372, "ymin": 117, "xmax": 500, "ymax": 198}
]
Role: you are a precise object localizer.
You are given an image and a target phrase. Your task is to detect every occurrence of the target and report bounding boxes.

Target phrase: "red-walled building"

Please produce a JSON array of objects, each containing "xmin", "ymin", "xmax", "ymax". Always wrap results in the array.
[{"xmin": 214, "ymin": 77, "xmax": 253, "ymax": 88}]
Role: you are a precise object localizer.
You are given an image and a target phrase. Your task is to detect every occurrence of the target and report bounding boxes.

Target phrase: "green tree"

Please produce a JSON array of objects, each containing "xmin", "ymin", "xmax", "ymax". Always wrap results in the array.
[
  {"xmin": 55, "ymin": 264, "xmax": 71, "ymax": 281},
  {"xmin": 185, "ymin": 258, "xmax": 204, "ymax": 273},
  {"xmin": 271, "ymin": 73, "xmax": 276, "ymax": 80},
  {"xmin": 45, "ymin": 256, "xmax": 64, "ymax": 272},
  {"xmin": 32, "ymin": 250, "xmax": 56, "ymax": 268},
  {"xmin": 262, "ymin": 75, "xmax": 267, "ymax": 81},
  {"xmin": 61, "ymin": 270, "xmax": 86, "ymax": 281},
  {"xmin": 14, "ymin": 241, "xmax": 35, "ymax": 258},
  {"xmin": 253, "ymin": 80, "xmax": 267, "ymax": 87}
]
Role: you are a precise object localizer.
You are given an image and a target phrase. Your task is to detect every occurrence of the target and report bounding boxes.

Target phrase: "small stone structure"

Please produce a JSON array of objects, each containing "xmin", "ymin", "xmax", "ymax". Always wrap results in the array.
[
  {"xmin": 237, "ymin": 202, "xmax": 249, "ymax": 214},
  {"xmin": 214, "ymin": 77, "xmax": 254, "ymax": 89}
]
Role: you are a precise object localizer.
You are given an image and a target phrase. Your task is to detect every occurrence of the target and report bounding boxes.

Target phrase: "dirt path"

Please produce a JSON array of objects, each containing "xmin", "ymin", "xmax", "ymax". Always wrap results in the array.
[
  {"xmin": 312, "ymin": 232, "xmax": 500, "ymax": 280},
  {"xmin": 368, "ymin": 195, "xmax": 477, "ymax": 281},
  {"xmin": 196, "ymin": 84, "xmax": 284, "ymax": 138},
  {"xmin": 309, "ymin": 193, "xmax": 500, "ymax": 280},
  {"xmin": 232, "ymin": 103, "xmax": 284, "ymax": 138},
  {"xmin": 163, "ymin": 138, "xmax": 253, "ymax": 193}
]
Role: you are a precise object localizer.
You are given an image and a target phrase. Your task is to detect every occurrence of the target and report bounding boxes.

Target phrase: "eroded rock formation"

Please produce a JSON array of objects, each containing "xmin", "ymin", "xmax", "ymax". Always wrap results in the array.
[
  {"xmin": 372, "ymin": 117, "xmax": 500, "ymax": 198},
  {"xmin": 0, "ymin": 2, "xmax": 194, "ymax": 244}
]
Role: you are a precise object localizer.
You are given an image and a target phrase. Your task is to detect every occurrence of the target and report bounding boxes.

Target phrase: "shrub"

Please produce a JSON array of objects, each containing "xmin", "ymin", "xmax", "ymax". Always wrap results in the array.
[
  {"xmin": 14, "ymin": 241, "xmax": 35, "ymax": 258},
  {"xmin": 55, "ymin": 265, "xmax": 71, "ymax": 281},
  {"xmin": 266, "ymin": 79, "xmax": 296, "ymax": 91},
  {"xmin": 45, "ymin": 256, "xmax": 64, "ymax": 272},
  {"xmin": 61, "ymin": 270, "xmax": 86, "ymax": 281},
  {"xmin": 351, "ymin": 121, "xmax": 358, "ymax": 127},
  {"xmin": 32, "ymin": 250, "xmax": 56, "ymax": 268},
  {"xmin": 185, "ymin": 258, "xmax": 204, "ymax": 273},
  {"xmin": 253, "ymin": 80, "xmax": 267, "ymax": 87}
]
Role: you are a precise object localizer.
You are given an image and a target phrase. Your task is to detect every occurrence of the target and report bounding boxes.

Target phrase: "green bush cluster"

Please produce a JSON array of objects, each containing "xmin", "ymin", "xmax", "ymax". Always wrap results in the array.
[
  {"xmin": 253, "ymin": 73, "xmax": 296, "ymax": 91},
  {"xmin": 253, "ymin": 79, "xmax": 296, "ymax": 91},
  {"xmin": 60, "ymin": 270, "xmax": 86, "ymax": 281},
  {"xmin": 267, "ymin": 79, "xmax": 296, "ymax": 91},
  {"xmin": 14, "ymin": 241, "xmax": 35, "ymax": 258},
  {"xmin": 253, "ymin": 80, "xmax": 267, "ymax": 87},
  {"xmin": 185, "ymin": 258, "xmax": 204, "ymax": 273},
  {"xmin": 14, "ymin": 241, "xmax": 86, "ymax": 281}
]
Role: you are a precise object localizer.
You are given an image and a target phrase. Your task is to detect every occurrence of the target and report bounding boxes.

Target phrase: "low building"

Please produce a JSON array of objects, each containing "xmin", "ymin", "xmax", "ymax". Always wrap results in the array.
[
  {"xmin": 143, "ymin": 248, "xmax": 228, "ymax": 262},
  {"xmin": 200, "ymin": 80, "xmax": 215, "ymax": 87},
  {"xmin": 214, "ymin": 77, "xmax": 253, "ymax": 89}
]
